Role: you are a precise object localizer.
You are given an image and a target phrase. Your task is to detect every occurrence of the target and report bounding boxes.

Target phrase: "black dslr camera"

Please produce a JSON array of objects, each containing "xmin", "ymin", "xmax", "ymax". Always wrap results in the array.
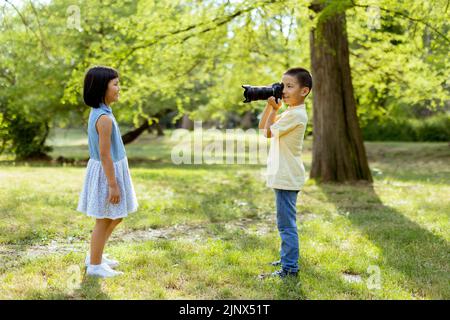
[{"xmin": 242, "ymin": 83, "xmax": 284, "ymax": 103}]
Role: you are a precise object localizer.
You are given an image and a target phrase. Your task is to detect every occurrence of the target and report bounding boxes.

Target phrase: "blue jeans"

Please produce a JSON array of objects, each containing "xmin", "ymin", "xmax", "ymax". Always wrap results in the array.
[{"xmin": 274, "ymin": 189, "xmax": 299, "ymax": 273}]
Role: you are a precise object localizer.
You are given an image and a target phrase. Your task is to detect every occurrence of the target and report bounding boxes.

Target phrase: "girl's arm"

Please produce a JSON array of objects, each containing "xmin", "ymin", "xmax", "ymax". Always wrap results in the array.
[{"xmin": 97, "ymin": 115, "xmax": 120, "ymax": 204}]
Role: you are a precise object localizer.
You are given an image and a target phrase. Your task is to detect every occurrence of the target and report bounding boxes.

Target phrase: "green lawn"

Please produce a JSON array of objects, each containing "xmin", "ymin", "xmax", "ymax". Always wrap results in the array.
[{"xmin": 0, "ymin": 129, "xmax": 448, "ymax": 299}]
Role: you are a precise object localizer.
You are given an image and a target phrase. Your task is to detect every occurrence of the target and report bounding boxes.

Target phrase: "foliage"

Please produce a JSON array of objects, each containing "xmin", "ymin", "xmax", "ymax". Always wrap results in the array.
[
  {"xmin": 0, "ymin": 0, "xmax": 449, "ymax": 159},
  {"xmin": 362, "ymin": 113, "xmax": 450, "ymax": 141}
]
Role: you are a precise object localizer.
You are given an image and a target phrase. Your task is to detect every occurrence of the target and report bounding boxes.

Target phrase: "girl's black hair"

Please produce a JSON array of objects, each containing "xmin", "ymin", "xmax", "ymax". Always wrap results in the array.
[{"xmin": 83, "ymin": 66, "xmax": 119, "ymax": 108}]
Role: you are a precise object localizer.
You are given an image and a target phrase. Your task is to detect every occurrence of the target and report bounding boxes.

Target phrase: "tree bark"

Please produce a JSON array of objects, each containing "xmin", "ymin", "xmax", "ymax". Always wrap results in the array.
[
  {"xmin": 121, "ymin": 121, "xmax": 150, "ymax": 145},
  {"xmin": 181, "ymin": 114, "xmax": 194, "ymax": 130},
  {"xmin": 240, "ymin": 110, "xmax": 253, "ymax": 129},
  {"xmin": 309, "ymin": 7, "xmax": 372, "ymax": 182},
  {"xmin": 148, "ymin": 121, "xmax": 165, "ymax": 136}
]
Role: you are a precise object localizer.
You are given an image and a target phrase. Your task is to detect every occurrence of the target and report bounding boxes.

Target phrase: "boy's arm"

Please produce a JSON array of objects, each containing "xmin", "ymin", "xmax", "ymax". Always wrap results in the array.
[
  {"xmin": 261, "ymin": 97, "xmax": 282, "ymax": 138},
  {"xmin": 263, "ymin": 109, "xmax": 278, "ymax": 138},
  {"xmin": 258, "ymin": 103, "xmax": 272, "ymax": 130}
]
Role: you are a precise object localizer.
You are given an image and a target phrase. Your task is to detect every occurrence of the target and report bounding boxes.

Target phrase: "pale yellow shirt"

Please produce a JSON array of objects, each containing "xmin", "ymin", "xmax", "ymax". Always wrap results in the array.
[{"xmin": 266, "ymin": 104, "xmax": 308, "ymax": 190}]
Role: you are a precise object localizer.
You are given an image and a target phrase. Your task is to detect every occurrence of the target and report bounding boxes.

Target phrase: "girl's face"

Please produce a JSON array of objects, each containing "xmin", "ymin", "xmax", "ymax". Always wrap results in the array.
[
  {"xmin": 281, "ymin": 74, "xmax": 309, "ymax": 106},
  {"xmin": 104, "ymin": 77, "xmax": 120, "ymax": 105}
]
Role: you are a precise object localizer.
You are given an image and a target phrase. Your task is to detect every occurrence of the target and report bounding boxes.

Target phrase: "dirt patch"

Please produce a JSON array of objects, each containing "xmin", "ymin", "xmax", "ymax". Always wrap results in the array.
[{"xmin": 0, "ymin": 214, "xmax": 289, "ymax": 266}]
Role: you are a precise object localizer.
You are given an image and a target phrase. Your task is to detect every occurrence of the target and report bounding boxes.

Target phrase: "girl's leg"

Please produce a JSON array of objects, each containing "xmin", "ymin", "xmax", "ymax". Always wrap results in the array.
[
  {"xmin": 104, "ymin": 218, "xmax": 123, "ymax": 244},
  {"xmin": 90, "ymin": 218, "xmax": 113, "ymax": 265}
]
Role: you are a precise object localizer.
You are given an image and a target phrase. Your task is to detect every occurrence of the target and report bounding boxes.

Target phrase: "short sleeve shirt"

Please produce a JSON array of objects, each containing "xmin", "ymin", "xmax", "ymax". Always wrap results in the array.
[{"xmin": 266, "ymin": 105, "xmax": 308, "ymax": 190}]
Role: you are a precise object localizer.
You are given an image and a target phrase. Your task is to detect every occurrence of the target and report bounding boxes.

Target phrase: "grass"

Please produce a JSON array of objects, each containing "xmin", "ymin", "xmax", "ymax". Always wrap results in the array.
[{"xmin": 0, "ymin": 128, "xmax": 448, "ymax": 299}]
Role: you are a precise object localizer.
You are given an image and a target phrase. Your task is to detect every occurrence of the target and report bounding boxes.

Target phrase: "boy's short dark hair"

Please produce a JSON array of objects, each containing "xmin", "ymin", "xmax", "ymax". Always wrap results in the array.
[
  {"xmin": 83, "ymin": 66, "xmax": 119, "ymax": 108},
  {"xmin": 284, "ymin": 67, "xmax": 313, "ymax": 94}
]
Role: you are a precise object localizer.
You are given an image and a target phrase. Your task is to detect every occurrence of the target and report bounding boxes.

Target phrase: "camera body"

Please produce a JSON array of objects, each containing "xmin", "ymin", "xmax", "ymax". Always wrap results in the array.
[{"xmin": 242, "ymin": 83, "xmax": 284, "ymax": 103}]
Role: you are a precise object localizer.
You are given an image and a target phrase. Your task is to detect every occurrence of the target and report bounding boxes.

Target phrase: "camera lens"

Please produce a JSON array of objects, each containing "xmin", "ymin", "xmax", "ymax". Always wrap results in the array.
[{"xmin": 242, "ymin": 83, "xmax": 283, "ymax": 103}]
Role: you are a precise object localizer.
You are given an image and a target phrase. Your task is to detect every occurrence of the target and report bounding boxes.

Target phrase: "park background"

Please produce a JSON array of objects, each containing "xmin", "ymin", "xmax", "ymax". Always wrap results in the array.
[{"xmin": 0, "ymin": 0, "xmax": 448, "ymax": 299}]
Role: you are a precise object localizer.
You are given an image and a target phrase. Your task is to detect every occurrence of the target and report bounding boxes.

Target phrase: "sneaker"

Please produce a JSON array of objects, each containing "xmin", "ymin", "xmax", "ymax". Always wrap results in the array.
[
  {"xmin": 85, "ymin": 254, "xmax": 119, "ymax": 268},
  {"xmin": 86, "ymin": 263, "xmax": 123, "ymax": 278},
  {"xmin": 259, "ymin": 269, "xmax": 298, "ymax": 279},
  {"xmin": 271, "ymin": 269, "xmax": 298, "ymax": 278}
]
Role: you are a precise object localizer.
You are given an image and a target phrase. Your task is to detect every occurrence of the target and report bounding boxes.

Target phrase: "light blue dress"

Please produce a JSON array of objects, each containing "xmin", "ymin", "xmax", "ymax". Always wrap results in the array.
[{"xmin": 77, "ymin": 103, "xmax": 138, "ymax": 219}]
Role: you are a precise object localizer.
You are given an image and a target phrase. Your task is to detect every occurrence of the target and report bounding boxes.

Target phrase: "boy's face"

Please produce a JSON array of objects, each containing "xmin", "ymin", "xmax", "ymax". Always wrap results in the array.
[{"xmin": 281, "ymin": 74, "xmax": 309, "ymax": 106}]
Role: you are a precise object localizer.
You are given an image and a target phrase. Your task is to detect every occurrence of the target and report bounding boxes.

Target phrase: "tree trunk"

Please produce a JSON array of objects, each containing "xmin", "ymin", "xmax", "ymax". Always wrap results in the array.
[
  {"xmin": 121, "ymin": 121, "xmax": 150, "ymax": 145},
  {"xmin": 148, "ymin": 122, "xmax": 165, "ymax": 136},
  {"xmin": 181, "ymin": 114, "xmax": 194, "ymax": 130},
  {"xmin": 240, "ymin": 110, "xmax": 253, "ymax": 129},
  {"xmin": 309, "ymin": 7, "xmax": 372, "ymax": 182}
]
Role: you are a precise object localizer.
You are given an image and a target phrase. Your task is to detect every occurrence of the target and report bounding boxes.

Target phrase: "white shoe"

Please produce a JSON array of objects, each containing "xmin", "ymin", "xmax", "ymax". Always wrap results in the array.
[
  {"xmin": 86, "ymin": 263, "xmax": 123, "ymax": 278},
  {"xmin": 85, "ymin": 254, "xmax": 120, "ymax": 268}
]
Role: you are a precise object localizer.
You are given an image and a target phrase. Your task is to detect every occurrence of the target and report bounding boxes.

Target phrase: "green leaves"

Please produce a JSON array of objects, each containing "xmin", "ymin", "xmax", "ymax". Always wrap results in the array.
[
  {"xmin": 347, "ymin": 0, "xmax": 450, "ymax": 121},
  {"xmin": 0, "ymin": 0, "xmax": 448, "ymax": 159}
]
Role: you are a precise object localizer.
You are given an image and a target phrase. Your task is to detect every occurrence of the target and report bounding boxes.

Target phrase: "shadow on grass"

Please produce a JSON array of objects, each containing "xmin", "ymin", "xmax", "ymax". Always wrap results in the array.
[
  {"xmin": 127, "ymin": 168, "xmax": 265, "ymax": 228},
  {"xmin": 374, "ymin": 172, "xmax": 450, "ymax": 185},
  {"xmin": 320, "ymin": 183, "xmax": 449, "ymax": 299},
  {"xmin": 189, "ymin": 230, "xmax": 364, "ymax": 299},
  {"xmin": 255, "ymin": 255, "xmax": 368, "ymax": 300},
  {"xmin": 23, "ymin": 268, "xmax": 111, "ymax": 300},
  {"xmin": 74, "ymin": 273, "xmax": 111, "ymax": 300},
  {"xmin": 232, "ymin": 230, "xmax": 368, "ymax": 299},
  {"xmin": 367, "ymin": 143, "xmax": 450, "ymax": 185}
]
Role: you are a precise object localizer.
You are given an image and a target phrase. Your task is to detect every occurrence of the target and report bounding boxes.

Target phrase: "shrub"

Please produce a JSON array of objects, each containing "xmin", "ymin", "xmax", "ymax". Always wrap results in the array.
[{"xmin": 362, "ymin": 113, "xmax": 449, "ymax": 142}]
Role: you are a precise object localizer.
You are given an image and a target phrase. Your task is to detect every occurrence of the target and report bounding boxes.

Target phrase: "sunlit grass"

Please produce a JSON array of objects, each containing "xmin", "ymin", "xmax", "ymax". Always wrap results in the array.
[{"xmin": 0, "ymin": 129, "xmax": 448, "ymax": 299}]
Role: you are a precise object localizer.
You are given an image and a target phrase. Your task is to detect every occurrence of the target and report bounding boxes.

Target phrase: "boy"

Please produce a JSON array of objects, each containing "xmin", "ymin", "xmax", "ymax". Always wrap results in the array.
[{"xmin": 258, "ymin": 67, "xmax": 312, "ymax": 278}]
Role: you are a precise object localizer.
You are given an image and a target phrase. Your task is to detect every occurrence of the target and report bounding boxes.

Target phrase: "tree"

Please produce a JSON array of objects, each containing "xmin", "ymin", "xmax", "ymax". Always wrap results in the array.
[
  {"xmin": 307, "ymin": 0, "xmax": 449, "ymax": 182},
  {"xmin": 1, "ymin": 0, "xmax": 448, "ymax": 165},
  {"xmin": 309, "ymin": 1, "xmax": 372, "ymax": 182},
  {"xmin": 0, "ymin": 0, "xmax": 69, "ymax": 159}
]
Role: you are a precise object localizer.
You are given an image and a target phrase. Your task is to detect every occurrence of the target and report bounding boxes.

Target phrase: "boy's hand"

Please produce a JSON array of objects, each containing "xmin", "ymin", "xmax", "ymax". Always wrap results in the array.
[{"xmin": 268, "ymin": 96, "xmax": 282, "ymax": 111}]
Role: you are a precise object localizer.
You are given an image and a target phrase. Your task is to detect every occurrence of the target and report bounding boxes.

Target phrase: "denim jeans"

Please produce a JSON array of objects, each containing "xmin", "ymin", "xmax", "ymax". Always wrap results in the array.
[{"xmin": 274, "ymin": 189, "xmax": 299, "ymax": 273}]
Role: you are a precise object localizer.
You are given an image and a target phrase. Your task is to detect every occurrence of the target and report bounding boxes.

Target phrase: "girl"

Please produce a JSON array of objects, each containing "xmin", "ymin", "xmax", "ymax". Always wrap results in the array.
[{"xmin": 77, "ymin": 66, "xmax": 138, "ymax": 278}]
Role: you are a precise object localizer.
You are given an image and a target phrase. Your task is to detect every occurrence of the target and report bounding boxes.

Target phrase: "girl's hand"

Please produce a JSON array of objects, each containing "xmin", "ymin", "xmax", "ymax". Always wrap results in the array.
[
  {"xmin": 268, "ymin": 96, "xmax": 282, "ymax": 111},
  {"xmin": 108, "ymin": 183, "xmax": 121, "ymax": 204}
]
